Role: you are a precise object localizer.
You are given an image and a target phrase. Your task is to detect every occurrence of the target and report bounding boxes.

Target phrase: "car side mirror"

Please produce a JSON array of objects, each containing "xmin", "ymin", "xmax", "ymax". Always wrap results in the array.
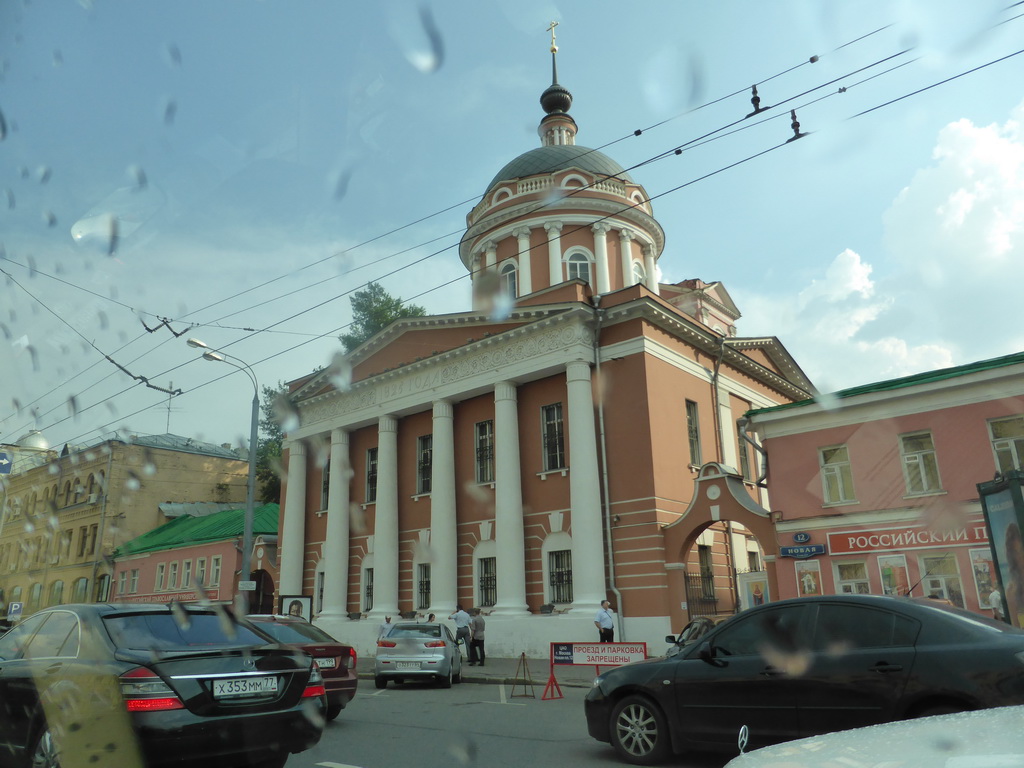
[
  {"xmin": 665, "ymin": 634, "xmax": 678, "ymax": 645},
  {"xmin": 698, "ymin": 640, "xmax": 727, "ymax": 667}
]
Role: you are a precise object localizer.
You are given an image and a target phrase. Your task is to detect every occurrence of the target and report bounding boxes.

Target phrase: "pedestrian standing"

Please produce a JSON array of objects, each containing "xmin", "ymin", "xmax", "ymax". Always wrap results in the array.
[
  {"xmin": 595, "ymin": 600, "xmax": 615, "ymax": 642},
  {"xmin": 468, "ymin": 608, "xmax": 486, "ymax": 666},
  {"xmin": 378, "ymin": 615, "xmax": 393, "ymax": 640},
  {"xmin": 449, "ymin": 604, "xmax": 471, "ymax": 652}
]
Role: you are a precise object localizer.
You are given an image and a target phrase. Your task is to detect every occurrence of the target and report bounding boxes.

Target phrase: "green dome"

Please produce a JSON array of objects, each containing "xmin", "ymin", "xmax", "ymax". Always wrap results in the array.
[{"xmin": 485, "ymin": 145, "xmax": 633, "ymax": 193}]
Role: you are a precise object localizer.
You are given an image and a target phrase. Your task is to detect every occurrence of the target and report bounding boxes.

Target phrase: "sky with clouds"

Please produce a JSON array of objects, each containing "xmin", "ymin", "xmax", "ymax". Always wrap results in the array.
[{"xmin": 1, "ymin": 0, "xmax": 1022, "ymax": 451}]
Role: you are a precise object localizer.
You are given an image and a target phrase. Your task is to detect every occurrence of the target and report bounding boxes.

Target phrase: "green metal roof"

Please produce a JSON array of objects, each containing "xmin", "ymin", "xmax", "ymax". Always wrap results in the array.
[
  {"xmin": 114, "ymin": 503, "xmax": 279, "ymax": 556},
  {"xmin": 750, "ymin": 349, "xmax": 1024, "ymax": 417}
]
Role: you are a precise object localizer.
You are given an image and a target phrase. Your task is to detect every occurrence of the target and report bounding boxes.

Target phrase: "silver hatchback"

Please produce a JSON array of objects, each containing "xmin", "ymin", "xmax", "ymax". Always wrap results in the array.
[{"xmin": 374, "ymin": 622, "xmax": 464, "ymax": 689}]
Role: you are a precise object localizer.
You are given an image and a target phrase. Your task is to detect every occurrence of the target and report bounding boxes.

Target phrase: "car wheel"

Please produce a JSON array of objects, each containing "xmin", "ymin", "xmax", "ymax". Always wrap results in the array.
[
  {"xmin": 374, "ymin": 676, "xmax": 388, "ymax": 689},
  {"xmin": 439, "ymin": 667, "xmax": 453, "ymax": 689},
  {"xmin": 610, "ymin": 695, "xmax": 672, "ymax": 766},
  {"xmin": 325, "ymin": 701, "xmax": 344, "ymax": 720},
  {"xmin": 453, "ymin": 666, "xmax": 462, "ymax": 684},
  {"xmin": 29, "ymin": 725, "xmax": 60, "ymax": 768}
]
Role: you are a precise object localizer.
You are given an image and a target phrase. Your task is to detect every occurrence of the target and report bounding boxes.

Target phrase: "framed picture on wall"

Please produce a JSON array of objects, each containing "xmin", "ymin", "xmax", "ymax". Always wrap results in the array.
[
  {"xmin": 737, "ymin": 571, "xmax": 769, "ymax": 611},
  {"xmin": 794, "ymin": 559, "xmax": 822, "ymax": 596},
  {"xmin": 279, "ymin": 595, "xmax": 312, "ymax": 621}
]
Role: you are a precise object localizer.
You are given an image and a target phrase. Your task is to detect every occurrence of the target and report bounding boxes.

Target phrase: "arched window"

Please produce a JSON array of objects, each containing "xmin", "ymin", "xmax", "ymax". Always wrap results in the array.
[
  {"xmin": 61, "ymin": 481, "xmax": 72, "ymax": 508},
  {"xmin": 499, "ymin": 261, "xmax": 518, "ymax": 299},
  {"xmin": 48, "ymin": 580, "xmax": 64, "ymax": 607},
  {"xmin": 632, "ymin": 261, "xmax": 646, "ymax": 286},
  {"xmin": 71, "ymin": 577, "xmax": 89, "ymax": 602},
  {"xmin": 28, "ymin": 582, "xmax": 43, "ymax": 611},
  {"xmin": 566, "ymin": 252, "xmax": 592, "ymax": 285},
  {"xmin": 10, "ymin": 586, "xmax": 22, "ymax": 604}
]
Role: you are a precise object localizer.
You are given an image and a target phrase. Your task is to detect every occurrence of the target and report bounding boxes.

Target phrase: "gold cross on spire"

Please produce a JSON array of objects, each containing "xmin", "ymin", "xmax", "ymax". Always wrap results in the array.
[{"xmin": 547, "ymin": 20, "xmax": 559, "ymax": 53}]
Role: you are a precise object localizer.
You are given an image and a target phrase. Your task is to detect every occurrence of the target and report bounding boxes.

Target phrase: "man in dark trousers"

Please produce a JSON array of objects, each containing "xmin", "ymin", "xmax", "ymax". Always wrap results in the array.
[
  {"xmin": 468, "ymin": 608, "xmax": 486, "ymax": 666},
  {"xmin": 595, "ymin": 600, "xmax": 615, "ymax": 642}
]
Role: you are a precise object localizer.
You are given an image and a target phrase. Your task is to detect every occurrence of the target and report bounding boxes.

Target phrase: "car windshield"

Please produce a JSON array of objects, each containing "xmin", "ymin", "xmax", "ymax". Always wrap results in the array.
[
  {"xmin": 104, "ymin": 612, "xmax": 268, "ymax": 650},
  {"xmin": 250, "ymin": 619, "xmax": 338, "ymax": 644}
]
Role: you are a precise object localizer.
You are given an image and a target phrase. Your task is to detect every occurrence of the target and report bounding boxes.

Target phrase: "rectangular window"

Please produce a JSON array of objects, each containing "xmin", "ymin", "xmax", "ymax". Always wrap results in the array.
[
  {"xmin": 747, "ymin": 550, "xmax": 760, "ymax": 572},
  {"xmin": 686, "ymin": 400, "xmax": 702, "ymax": 466},
  {"xmin": 820, "ymin": 445, "xmax": 856, "ymax": 504},
  {"xmin": 901, "ymin": 432, "xmax": 941, "ymax": 494},
  {"xmin": 155, "ymin": 563, "xmax": 166, "ymax": 592},
  {"xmin": 364, "ymin": 567, "xmax": 374, "ymax": 612},
  {"xmin": 417, "ymin": 563, "xmax": 431, "ymax": 610},
  {"xmin": 478, "ymin": 557, "xmax": 497, "ymax": 607},
  {"xmin": 834, "ymin": 561, "xmax": 870, "ymax": 594},
  {"xmin": 168, "ymin": 561, "xmax": 179, "ymax": 590},
  {"xmin": 87, "ymin": 523, "xmax": 98, "ymax": 555},
  {"xmin": 130, "ymin": 569, "xmax": 139, "ymax": 593},
  {"xmin": 475, "ymin": 420, "xmax": 494, "ymax": 484},
  {"xmin": 77, "ymin": 526, "xmax": 88, "ymax": 557},
  {"xmin": 321, "ymin": 464, "xmax": 330, "ymax": 511},
  {"xmin": 920, "ymin": 553, "xmax": 965, "ymax": 608},
  {"xmin": 736, "ymin": 419, "xmax": 752, "ymax": 480},
  {"xmin": 698, "ymin": 544, "xmax": 715, "ymax": 599},
  {"xmin": 196, "ymin": 558, "xmax": 207, "ymax": 587},
  {"xmin": 182, "ymin": 560, "xmax": 192, "ymax": 588},
  {"xmin": 117, "ymin": 570, "xmax": 127, "ymax": 596},
  {"xmin": 417, "ymin": 435, "xmax": 432, "ymax": 494},
  {"xmin": 366, "ymin": 447, "xmax": 378, "ymax": 503},
  {"xmin": 991, "ymin": 416, "xmax": 1024, "ymax": 474},
  {"xmin": 542, "ymin": 403, "xmax": 565, "ymax": 471},
  {"xmin": 210, "ymin": 556, "xmax": 222, "ymax": 587},
  {"xmin": 548, "ymin": 550, "xmax": 573, "ymax": 604}
]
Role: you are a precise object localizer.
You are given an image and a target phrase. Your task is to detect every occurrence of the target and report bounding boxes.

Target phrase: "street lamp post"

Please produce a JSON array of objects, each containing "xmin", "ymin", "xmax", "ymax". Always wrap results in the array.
[{"xmin": 187, "ymin": 338, "xmax": 259, "ymax": 614}]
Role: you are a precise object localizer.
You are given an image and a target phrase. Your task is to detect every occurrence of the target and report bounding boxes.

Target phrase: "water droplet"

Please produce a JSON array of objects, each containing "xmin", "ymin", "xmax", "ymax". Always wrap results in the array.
[
  {"xmin": 0, "ymin": 109, "xmax": 6, "ymax": 141},
  {"xmin": 67, "ymin": 395, "xmax": 78, "ymax": 418},
  {"xmin": 349, "ymin": 502, "xmax": 367, "ymax": 534},
  {"xmin": 273, "ymin": 393, "xmax": 299, "ymax": 432},
  {"xmin": 165, "ymin": 43, "xmax": 182, "ymax": 67},
  {"xmin": 52, "ymin": 49, "xmax": 63, "ymax": 67},
  {"xmin": 3, "ymin": 189, "xmax": 13, "ymax": 208},
  {"xmin": 125, "ymin": 471, "xmax": 141, "ymax": 491},
  {"xmin": 127, "ymin": 164, "xmax": 147, "ymax": 191},
  {"xmin": 42, "ymin": 210, "xmax": 57, "ymax": 227},
  {"xmin": 409, "ymin": 5, "xmax": 444, "ymax": 73},
  {"xmin": 327, "ymin": 352, "xmax": 352, "ymax": 391},
  {"xmin": 169, "ymin": 601, "xmax": 191, "ymax": 630},
  {"xmin": 37, "ymin": 166, "xmax": 51, "ymax": 184},
  {"xmin": 331, "ymin": 167, "xmax": 353, "ymax": 201},
  {"xmin": 163, "ymin": 99, "xmax": 177, "ymax": 125}
]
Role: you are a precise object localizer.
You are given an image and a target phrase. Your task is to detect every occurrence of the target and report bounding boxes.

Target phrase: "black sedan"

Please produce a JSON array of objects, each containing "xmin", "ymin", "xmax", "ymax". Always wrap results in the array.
[
  {"xmin": 584, "ymin": 594, "xmax": 1024, "ymax": 765},
  {"xmin": 0, "ymin": 603, "xmax": 326, "ymax": 768},
  {"xmin": 244, "ymin": 614, "xmax": 357, "ymax": 720}
]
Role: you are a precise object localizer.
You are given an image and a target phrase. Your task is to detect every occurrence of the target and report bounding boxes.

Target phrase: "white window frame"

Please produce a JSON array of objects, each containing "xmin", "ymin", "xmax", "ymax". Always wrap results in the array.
[
  {"xmin": 366, "ymin": 447, "xmax": 378, "ymax": 503},
  {"xmin": 565, "ymin": 251, "xmax": 593, "ymax": 285},
  {"xmin": 541, "ymin": 403, "xmax": 565, "ymax": 472},
  {"xmin": 168, "ymin": 561, "xmax": 179, "ymax": 590},
  {"xmin": 182, "ymin": 560, "xmax": 193, "ymax": 589},
  {"xmin": 196, "ymin": 558, "xmax": 207, "ymax": 587},
  {"xmin": 210, "ymin": 555, "xmax": 222, "ymax": 587},
  {"xmin": 919, "ymin": 552, "xmax": 965, "ymax": 608},
  {"xmin": 499, "ymin": 260, "xmax": 518, "ymax": 299},
  {"xmin": 416, "ymin": 434, "xmax": 432, "ymax": 495},
  {"xmin": 117, "ymin": 570, "xmax": 127, "ymax": 596},
  {"xmin": 130, "ymin": 569, "xmax": 139, "ymax": 594},
  {"xmin": 685, "ymin": 400, "xmax": 702, "ymax": 467},
  {"xmin": 475, "ymin": 420, "xmax": 494, "ymax": 485},
  {"xmin": 819, "ymin": 444, "xmax": 856, "ymax": 504},
  {"xmin": 990, "ymin": 415, "xmax": 1024, "ymax": 474},
  {"xmin": 155, "ymin": 563, "xmax": 166, "ymax": 592},
  {"xmin": 900, "ymin": 431, "xmax": 942, "ymax": 495},
  {"xmin": 833, "ymin": 559, "xmax": 870, "ymax": 594}
]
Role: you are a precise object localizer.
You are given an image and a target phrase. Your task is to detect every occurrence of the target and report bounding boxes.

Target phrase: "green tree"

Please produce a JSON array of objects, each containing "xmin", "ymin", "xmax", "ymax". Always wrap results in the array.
[
  {"xmin": 255, "ymin": 383, "xmax": 286, "ymax": 503},
  {"xmin": 338, "ymin": 282, "xmax": 426, "ymax": 353}
]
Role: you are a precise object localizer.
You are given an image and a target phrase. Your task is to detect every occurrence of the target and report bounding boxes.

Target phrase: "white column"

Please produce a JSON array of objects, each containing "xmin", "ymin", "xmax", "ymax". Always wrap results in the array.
[
  {"xmin": 619, "ymin": 229, "xmax": 635, "ymax": 288},
  {"xmin": 592, "ymin": 223, "xmax": 611, "ymax": 294},
  {"xmin": 514, "ymin": 227, "xmax": 532, "ymax": 296},
  {"xmin": 566, "ymin": 361, "xmax": 606, "ymax": 611},
  {"xmin": 492, "ymin": 380, "xmax": 528, "ymax": 615},
  {"xmin": 545, "ymin": 221, "xmax": 563, "ymax": 287},
  {"xmin": 471, "ymin": 253, "xmax": 483, "ymax": 312},
  {"xmin": 370, "ymin": 415, "xmax": 400, "ymax": 618},
  {"xmin": 280, "ymin": 439, "xmax": 307, "ymax": 595},
  {"xmin": 319, "ymin": 429, "xmax": 350, "ymax": 621},
  {"xmin": 428, "ymin": 400, "xmax": 457, "ymax": 615},
  {"xmin": 484, "ymin": 241, "xmax": 497, "ymax": 272},
  {"xmin": 643, "ymin": 243, "xmax": 659, "ymax": 294}
]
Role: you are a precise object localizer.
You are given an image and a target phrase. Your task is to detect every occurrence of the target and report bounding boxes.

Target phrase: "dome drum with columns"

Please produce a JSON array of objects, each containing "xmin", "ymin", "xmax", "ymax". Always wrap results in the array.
[{"xmin": 277, "ymin": 32, "xmax": 814, "ymax": 660}]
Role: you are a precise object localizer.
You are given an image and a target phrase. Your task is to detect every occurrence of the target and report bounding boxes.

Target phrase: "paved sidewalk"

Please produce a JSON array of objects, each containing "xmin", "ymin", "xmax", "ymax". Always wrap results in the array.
[{"xmin": 358, "ymin": 653, "xmax": 602, "ymax": 690}]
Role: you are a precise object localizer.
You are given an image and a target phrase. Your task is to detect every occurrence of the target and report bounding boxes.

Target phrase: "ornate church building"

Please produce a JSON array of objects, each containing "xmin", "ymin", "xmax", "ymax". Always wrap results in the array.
[{"xmin": 277, "ymin": 41, "xmax": 814, "ymax": 656}]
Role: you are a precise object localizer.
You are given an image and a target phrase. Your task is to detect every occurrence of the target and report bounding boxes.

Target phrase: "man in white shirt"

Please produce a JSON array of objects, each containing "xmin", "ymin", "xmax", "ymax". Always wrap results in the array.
[
  {"xmin": 449, "ymin": 604, "xmax": 471, "ymax": 651},
  {"xmin": 595, "ymin": 600, "xmax": 615, "ymax": 642},
  {"xmin": 378, "ymin": 615, "xmax": 392, "ymax": 640}
]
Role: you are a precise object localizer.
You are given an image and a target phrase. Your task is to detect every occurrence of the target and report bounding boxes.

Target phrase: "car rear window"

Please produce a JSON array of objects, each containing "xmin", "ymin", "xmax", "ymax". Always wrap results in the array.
[
  {"xmin": 389, "ymin": 624, "xmax": 440, "ymax": 639},
  {"xmin": 250, "ymin": 620, "xmax": 338, "ymax": 644},
  {"xmin": 104, "ymin": 612, "xmax": 269, "ymax": 650}
]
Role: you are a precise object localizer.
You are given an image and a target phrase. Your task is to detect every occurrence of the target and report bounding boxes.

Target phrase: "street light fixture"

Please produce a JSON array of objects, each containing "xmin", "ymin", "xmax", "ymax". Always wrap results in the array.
[{"xmin": 187, "ymin": 337, "xmax": 259, "ymax": 614}]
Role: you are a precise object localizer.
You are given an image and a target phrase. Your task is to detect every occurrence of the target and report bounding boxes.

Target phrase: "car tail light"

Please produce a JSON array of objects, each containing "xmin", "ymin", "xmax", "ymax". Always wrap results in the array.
[
  {"xmin": 120, "ymin": 667, "xmax": 185, "ymax": 712},
  {"xmin": 348, "ymin": 647, "xmax": 358, "ymax": 669},
  {"xmin": 424, "ymin": 640, "xmax": 445, "ymax": 648},
  {"xmin": 303, "ymin": 662, "xmax": 326, "ymax": 699},
  {"xmin": 377, "ymin": 639, "xmax": 397, "ymax": 647}
]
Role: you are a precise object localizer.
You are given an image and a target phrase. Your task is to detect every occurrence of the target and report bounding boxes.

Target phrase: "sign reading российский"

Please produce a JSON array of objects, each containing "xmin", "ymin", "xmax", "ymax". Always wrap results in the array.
[{"xmin": 827, "ymin": 522, "xmax": 989, "ymax": 555}]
